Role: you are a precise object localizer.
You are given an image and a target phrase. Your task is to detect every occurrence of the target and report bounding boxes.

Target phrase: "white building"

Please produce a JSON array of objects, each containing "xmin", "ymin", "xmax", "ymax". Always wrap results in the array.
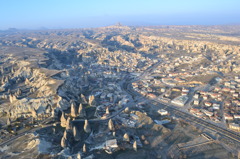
[{"xmin": 158, "ymin": 109, "xmax": 168, "ymax": 116}]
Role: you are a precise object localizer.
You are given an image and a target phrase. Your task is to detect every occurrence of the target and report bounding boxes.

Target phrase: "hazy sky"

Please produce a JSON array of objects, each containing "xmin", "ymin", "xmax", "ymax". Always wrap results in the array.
[{"xmin": 1, "ymin": 0, "xmax": 240, "ymax": 29}]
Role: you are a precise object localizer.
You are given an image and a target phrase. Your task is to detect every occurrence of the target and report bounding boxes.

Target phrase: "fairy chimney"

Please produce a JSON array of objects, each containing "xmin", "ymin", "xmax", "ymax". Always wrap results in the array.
[
  {"xmin": 78, "ymin": 103, "xmax": 86, "ymax": 118},
  {"xmin": 108, "ymin": 119, "xmax": 114, "ymax": 131},
  {"xmin": 84, "ymin": 119, "xmax": 91, "ymax": 133}
]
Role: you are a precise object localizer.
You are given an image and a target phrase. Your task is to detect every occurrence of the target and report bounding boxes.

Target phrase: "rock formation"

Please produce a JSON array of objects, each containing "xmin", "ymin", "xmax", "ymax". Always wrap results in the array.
[
  {"xmin": 15, "ymin": 88, "xmax": 22, "ymax": 97},
  {"xmin": 7, "ymin": 117, "xmax": 11, "ymax": 126},
  {"xmin": 84, "ymin": 119, "xmax": 91, "ymax": 133},
  {"xmin": 83, "ymin": 143, "xmax": 87, "ymax": 153},
  {"xmin": 61, "ymin": 136, "xmax": 67, "ymax": 148},
  {"xmin": 73, "ymin": 126, "xmax": 81, "ymax": 141},
  {"xmin": 70, "ymin": 101, "xmax": 78, "ymax": 117},
  {"xmin": 60, "ymin": 112, "xmax": 67, "ymax": 127},
  {"xmin": 123, "ymin": 133, "xmax": 130, "ymax": 142},
  {"xmin": 88, "ymin": 95, "xmax": 95, "ymax": 106},
  {"xmin": 80, "ymin": 94, "xmax": 87, "ymax": 104},
  {"xmin": 78, "ymin": 103, "xmax": 86, "ymax": 118},
  {"xmin": 63, "ymin": 130, "xmax": 68, "ymax": 139},
  {"xmin": 108, "ymin": 119, "xmax": 114, "ymax": 131},
  {"xmin": 105, "ymin": 107, "xmax": 110, "ymax": 115},
  {"xmin": 66, "ymin": 117, "xmax": 72, "ymax": 130},
  {"xmin": 133, "ymin": 140, "xmax": 137, "ymax": 152},
  {"xmin": 76, "ymin": 153, "xmax": 81, "ymax": 159},
  {"xmin": 124, "ymin": 107, "xmax": 130, "ymax": 113},
  {"xmin": 9, "ymin": 94, "xmax": 17, "ymax": 103},
  {"xmin": 31, "ymin": 108, "xmax": 37, "ymax": 118}
]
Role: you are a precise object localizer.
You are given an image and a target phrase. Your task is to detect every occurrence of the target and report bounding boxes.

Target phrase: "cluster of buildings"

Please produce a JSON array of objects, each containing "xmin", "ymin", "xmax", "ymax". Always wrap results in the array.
[
  {"xmin": 189, "ymin": 76, "xmax": 240, "ymax": 131},
  {"xmin": 132, "ymin": 58, "xmax": 240, "ymax": 132}
]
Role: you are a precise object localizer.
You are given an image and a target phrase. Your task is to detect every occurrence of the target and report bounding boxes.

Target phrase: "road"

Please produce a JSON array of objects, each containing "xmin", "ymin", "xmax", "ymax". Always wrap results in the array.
[
  {"xmin": 0, "ymin": 117, "xmax": 54, "ymax": 147},
  {"xmin": 0, "ymin": 124, "xmax": 52, "ymax": 147}
]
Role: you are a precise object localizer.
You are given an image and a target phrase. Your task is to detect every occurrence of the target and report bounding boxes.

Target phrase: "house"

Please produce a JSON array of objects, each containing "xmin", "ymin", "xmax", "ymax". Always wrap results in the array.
[
  {"xmin": 160, "ymin": 88, "xmax": 166, "ymax": 93},
  {"xmin": 225, "ymin": 101, "xmax": 231, "ymax": 106},
  {"xmin": 182, "ymin": 88, "xmax": 189, "ymax": 93},
  {"xmin": 195, "ymin": 111, "xmax": 204, "ymax": 117},
  {"xmin": 106, "ymin": 139, "xmax": 118, "ymax": 148},
  {"xmin": 214, "ymin": 87, "xmax": 221, "ymax": 91},
  {"xmin": 210, "ymin": 93, "xmax": 219, "ymax": 99},
  {"xmin": 229, "ymin": 123, "xmax": 240, "ymax": 132},
  {"xmin": 233, "ymin": 114, "xmax": 240, "ymax": 119},
  {"xmin": 189, "ymin": 108, "xmax": 199, "ymax": 114},
  {"xmin": 147, "ymin": 93, "xmax": 156, "ymax": 98},
  {"xmin": 222, "ymin": 87, "xmax": 231, "ymax": 92},
  {"xmin": 182, "ymin": 92, "xmax": 188, "ymax": 96},
  {"xmin": 224, "ymin": 113, "xmax": 234, "ymax": 120},
  {"xmin": 158, "ymin": 109, "xmax": 168, "ymax": 116},
  {"xmin": 204, "ymin": 102, "xmax": 212, "ymax": 107},
  {"xmin": 212, "ymin": 103, "xmax": 220, "ymax": 110},
  {"xmin": 105, "ymin": 139, "xmax": 118, "ymax": 154},
  {"xmin": 194, "ymin": 93, "xmax": 200, "ymax": 99},
  {"xmin": 233, "ymin": 93, "xmax": 239, "ymax": 98},
  {"xmin": 202, "ymin": 109, "xmax": 213, "ymax": 117},
  {"xmin": 171, "ymin": 95, "xmax": 188, "ymax": 106},
  {"xmin": 203, "ymin": 95, "xmax": 208, "ymax": 100},
  {"xmin": 193, "ymin": 100, "xmax": 199, "ymax": 105},
  {"xmin": 154, "ymin": 119, "xmax": 171, "ymax": 125}
]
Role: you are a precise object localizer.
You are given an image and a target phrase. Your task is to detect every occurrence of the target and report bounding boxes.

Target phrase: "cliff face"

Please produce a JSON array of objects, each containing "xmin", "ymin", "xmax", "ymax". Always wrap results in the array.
[
  {"xmin": 0, "ymin": 46, "xmax": 64, "ymax": 119},
  {"xmin": 9, "ymin": 66, "xmax": 64, "ymax": 118}
]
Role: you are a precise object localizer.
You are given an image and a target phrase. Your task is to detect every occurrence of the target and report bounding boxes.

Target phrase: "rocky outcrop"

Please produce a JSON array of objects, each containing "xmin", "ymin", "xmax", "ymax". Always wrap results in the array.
[
  {"xmin": 9, "ymin": 94, "xmax": 17, "ymax": 103},
  {"xmin": 31, "ymin": 108, "xmax": 37, "ymax": 118},
  {"xmin": 66, "ymin": 117, "xmax": 72, "ymax": 130},
  {"xmin": 133, "ymin": 140, "xmax": 137, "ymax": 152},
  {"xmin": 57, "ymin": 96, "xmax": 70, "ymax": 111},
  {"xmin": 80, "ymin": 94, "xmax": 87, "ymax": 104},
  {"xmin": 88, "ymin": 95, "xmax": 95, "ymax": 106},
  {"xmin": 83, "ymin": 143, "xmax": 87, "ymax": 153},
  {"xmin": 108, "ymin": 119, "xmax": 114, "ymax": 131},
  {"xmin": 61, "ymin": 131, "xmax": 68, "ymax": 148},
  {"xmin": 105, "ymin": 107, "xmax": 110, "ymax": 115},
  {"xmin": 78, "ymin": 103, "xmax": 86, "ymax": 118},
  {"xmin": 123, "ymin": 133, "xmax": 130, "ymax": 142},
  {"xmin": 73, "ymin": 126, "xmax": 81, "ymax": 141},
  {"xmin": 7, "ymin": 117, "xmax": 11, "ymax": 126},
  {"xmin": 84, "ymin": 119, "xmax": 91, "ymax": 133},
  {"xmin": 76, "ymin": 153, "xmax": 81, "ymax": 159},
  {"xmin": 124, "ymin": 107, "xmax": 130, "ymax": 113},
  {"xmin": 60, "ymin": 112, "xmax": 67, "ymax": 127},
  {"xmin": 70, "ymin": 101, "xmax": 78, "ymax": 117},
  {"xmin": 15, "ymin": 88, "xmax": 22, "ymax": 97}
]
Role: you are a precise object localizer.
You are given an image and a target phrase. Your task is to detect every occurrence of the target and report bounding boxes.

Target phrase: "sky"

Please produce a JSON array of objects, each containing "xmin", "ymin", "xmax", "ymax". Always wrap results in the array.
[{"xmin": 0, "ymin": 0, "xmax": 240, "ymax": 30}]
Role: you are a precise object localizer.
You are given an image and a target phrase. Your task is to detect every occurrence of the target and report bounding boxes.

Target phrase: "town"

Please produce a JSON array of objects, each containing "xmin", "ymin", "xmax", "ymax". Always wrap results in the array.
[{"xmin": 0, "ymin": 25, "xmax": 240, "ymax": 158}]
